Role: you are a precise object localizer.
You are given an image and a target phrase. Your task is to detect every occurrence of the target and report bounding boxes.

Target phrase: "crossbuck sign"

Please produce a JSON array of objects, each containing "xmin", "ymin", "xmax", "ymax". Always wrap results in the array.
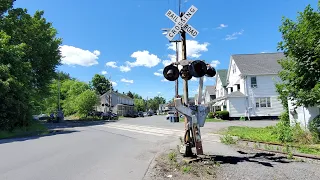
[{"xmin": 165, "ymin": 5, "xmax": 199, "ymax": 41}]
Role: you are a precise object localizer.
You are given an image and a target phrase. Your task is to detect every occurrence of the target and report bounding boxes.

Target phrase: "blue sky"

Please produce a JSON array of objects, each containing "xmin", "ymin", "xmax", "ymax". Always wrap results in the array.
[{"xmin": 14, "ymin": 0, "xmax": 318, "ymax": 101}]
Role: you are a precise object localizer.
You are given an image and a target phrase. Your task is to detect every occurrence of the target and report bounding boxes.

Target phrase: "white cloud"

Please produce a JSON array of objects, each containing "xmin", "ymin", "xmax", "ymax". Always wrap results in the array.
[
  {"xmin": 216, "ymin": 24, "xmax": 228, "ymax": 29},
  {"xmin": 167, "ymin": 40, "xmax": 209, "ymax": 59},
  {"xmin": 127, "ymin": 50, "xmax": 161, "ymax": 68},
  {"xmin": 157, "ymin": 92, "xmax": 161, "ymax": 94},
  {"xmin": 121, "ymin": 78, "xmax": 134, "ymax": 84},
  {"xmin": 106, "ymin": 61, "xmax": 117, "ymax": 68},
  {"xmin": 59, "ymin": 45, "xmax": 100, "ymax": 66},
  {"xmin": 225, "ymin": 29, "xmax": 244, "ymax": 40},
  {"xmin": 119, "ymin": 65, "xmax": 131, "ymax": 72},
  {"xmin": 191, "ymin": 77, "xmax": 197, "ymax": 81},
  {"xmin": 162, "ymin": 60, "xmax": 173, "ymax": 66},
  {"xmin": 210, "ymin": 60, "xmax": 220, "ymax": 68},
  {"xmin": 154, "ymin": 72, "xmax": 162, "ymax": 77},
  {"xmin": 161, "ymin": 79, "xmax": 169, "ymax": 82},
  {"xmin": 101, "ymin": 71, "xmax": 107, "ymax": 75},
  {"xmin": 111, "ymin": 81, "xmax": 117, "ymax": 86},
  {"xmin": 158, "ymin": 69, "xmax": 163, "ymax": 72}
]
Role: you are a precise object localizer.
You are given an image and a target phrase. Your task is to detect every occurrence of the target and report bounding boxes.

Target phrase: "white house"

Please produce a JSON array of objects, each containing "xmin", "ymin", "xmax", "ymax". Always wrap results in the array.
[
  {"xmin": 213, "ymin": 69, "xmax": 228, "ymax": 111},
  {"xmin": 213, "ymin": 52, "xmax": 286, "ymax": 119},
  {"xmin": 288, "ymin": 100, "xmax": 320, "ymax": 130},
  {"xmin": 202, "ymin": 86, "xmax": 216, "ymax": 104},
  {"xmin": 96, "ymin": 91, "xmax": 134, "ymax": 116}
]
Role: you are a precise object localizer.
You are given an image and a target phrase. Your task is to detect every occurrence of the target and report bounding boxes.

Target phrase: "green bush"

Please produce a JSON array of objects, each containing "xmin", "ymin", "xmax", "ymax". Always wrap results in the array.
[
  {"xmin": 215, "ymin": 111, "xmax": 229, "ymax": 120},
  {"xmin": 207, "ymin": 112, "xmax": 214, "ymax": 118},
  {"xmin": 273, "ymin": 111, "xmax": 316, "ymax": 144},
  {"xmin": 273, "ymin": 112, "xmax": 293, "ymax": 143},
  {"xmin": 309, "ymin": 115, "xmax": 320, "ymax": 142}
]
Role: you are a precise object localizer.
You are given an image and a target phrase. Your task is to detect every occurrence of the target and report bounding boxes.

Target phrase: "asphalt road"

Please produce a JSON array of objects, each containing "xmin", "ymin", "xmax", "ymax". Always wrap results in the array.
[{"xmin": 0, "ymin": 116, "xmax": 319, "ymax": 180}]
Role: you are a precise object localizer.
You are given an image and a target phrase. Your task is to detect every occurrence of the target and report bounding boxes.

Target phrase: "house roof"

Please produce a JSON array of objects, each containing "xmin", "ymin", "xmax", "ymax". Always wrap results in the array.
[
  {"xmin": 101, "ymin": 91, "xmax": 133, "ymax": 100},
  {"xmin": 216, "ymin": 69, "xmax": 228, "ymax": 87},
  {"xmin": 205, "ymin": 86, "xmax": 215, "ymax": 95},
  {"xmin": 232, "ymin": 52, "xmax": 285, "ymax": 75},
  {"xmin": 227, "ymin": 91, "xmax": 246, "ymax": 97}
]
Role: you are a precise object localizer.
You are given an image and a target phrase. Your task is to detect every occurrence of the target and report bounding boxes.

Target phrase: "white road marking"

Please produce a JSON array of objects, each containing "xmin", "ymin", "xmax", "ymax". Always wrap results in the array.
[{"xmin": 97, "ymin": 123, "xmax": 221, "ymax": 142}]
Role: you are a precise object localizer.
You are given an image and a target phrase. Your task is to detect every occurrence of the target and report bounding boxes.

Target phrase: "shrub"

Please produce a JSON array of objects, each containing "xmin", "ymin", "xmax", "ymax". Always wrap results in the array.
[
  {"xmin": 308, "ymin": 115, "xmax": 320, "ymax": 142},
  {"xmin": 273, "ymin": 112, "xmax": 293, "ymax": 143},
  {"xmin": 215, "ymin": 111, "xmax": 229, "ymax": 120},
  {"xmin": 207, "ymin": 112, "xmax": 214, "ymax": 118}
]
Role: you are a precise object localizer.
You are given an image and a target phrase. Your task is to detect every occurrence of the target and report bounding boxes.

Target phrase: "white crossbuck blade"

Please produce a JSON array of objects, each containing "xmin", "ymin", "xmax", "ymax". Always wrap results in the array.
[{"xmin": 165, "ymin": 5, "xmax": 199, "ymax": 41}]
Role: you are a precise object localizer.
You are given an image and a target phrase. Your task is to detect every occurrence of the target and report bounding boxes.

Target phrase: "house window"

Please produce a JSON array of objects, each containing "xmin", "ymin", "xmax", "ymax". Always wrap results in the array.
[
  {"xmin": 220, "ymin": 88, "xmax": 223, "ymax": 96},
  {"xmin": 232, "ymin": 64, "xmax": 236, "ymax": 74},
  {"xmin": 237, "ymin": 84, "xmax": 240, "ymax": 91},
  {"xmin": 251, "ymin": 77, "xmax": 257, "ymax": 88},
  {"xmin": 230, "ymin": 87, "xmax": 233, "ymax": 93},
  {"xmin": 255, "ymin": 97, "xmax": 271, "ymax": 108}
]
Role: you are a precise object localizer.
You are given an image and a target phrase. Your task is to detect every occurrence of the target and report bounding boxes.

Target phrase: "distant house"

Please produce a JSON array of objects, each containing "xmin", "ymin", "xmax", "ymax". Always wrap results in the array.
[
  {"xmin": 203, "ymin": 86, "xmax": 216, "ymax": 103},
  {"xmin": 96, "ymin": 91, "xmax": 134, "ymax": 116},
  {"xmin": 213, "ymin": 69, "xmax": 228, "ymax": 111},
  {"xmin": 213, "ymin": 52, "xmax": 286, "ymax": 119},
  {"xmin": 194, "ymin": 94, "xmax": 199, "ymax": 105}
]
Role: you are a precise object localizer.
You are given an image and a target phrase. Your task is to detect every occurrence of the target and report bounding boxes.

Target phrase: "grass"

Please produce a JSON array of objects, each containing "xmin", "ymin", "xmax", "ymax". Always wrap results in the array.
[
  {"xmin": 223, "ymin": 126, "xmax": 279, "ymax": 143},
  {"xmin": 222, "ymin": 126, "xmax": 320, "ymax": 156},
  {"xmin": 0, "ymin": 121, "xmax": 49, "ymax": 140},
  {"xmin": 220, "ymin": 134, "xmax": 237, "ymax": 144}
]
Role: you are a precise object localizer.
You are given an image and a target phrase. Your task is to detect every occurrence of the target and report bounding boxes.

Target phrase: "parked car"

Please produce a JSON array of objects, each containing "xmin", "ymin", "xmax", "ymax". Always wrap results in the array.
[
  {"xmin": 38, "ymin": 114, "xmax": 50, "ymax": 120},
  {"xmin": 101, "ymin": 112, "xmax": 119, "ymax": 120},
  {"xmin": 166, "ymin": 111, "xmax": 176, "ymax": 120},
  {"xmin": 124, "ymin": 110, "xmax": 138, "ymax": 118},
  {"xmin": 147, "ymin": 111, "xmax": 153, "ymax": 116},
  {"xmin": 138, "ymin": 111, "xmax": 144, "ymax": 117}
]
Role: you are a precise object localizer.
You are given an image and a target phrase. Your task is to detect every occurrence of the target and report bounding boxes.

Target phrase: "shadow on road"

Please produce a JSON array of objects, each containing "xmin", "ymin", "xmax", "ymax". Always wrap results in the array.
[
  {"xmin": 205, "ymin": 151, "xmax": 290, "ymax": 167},
  {"xmin": 0, "ymin": 129, "xmax": 78, "ymax": 145}
]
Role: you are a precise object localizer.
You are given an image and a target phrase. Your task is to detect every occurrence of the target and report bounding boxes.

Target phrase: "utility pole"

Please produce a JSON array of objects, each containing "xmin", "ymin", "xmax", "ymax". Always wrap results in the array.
[
  {"xmin": 169, "ymin": 40, "xmax": 181, "ymax": 122},
  {"xmin": 109, "ymin": 76, "xmax": 112, "ymax": 113},
  {"xmin": 58, "ymin": 72, "xmax": 61, "ymax": 111}
]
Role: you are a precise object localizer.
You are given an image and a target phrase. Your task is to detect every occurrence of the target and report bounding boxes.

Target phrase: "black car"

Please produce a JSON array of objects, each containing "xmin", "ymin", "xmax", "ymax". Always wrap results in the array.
[
  {"xmin": 147, "ymin": 111, "xmax": 153, "ymax": 116},
  {"xmin": 137, "ymin": 111, "xmax": 144, "ymax": 117},
  {"xmin": 101, "ymin": 112, "xmax": 118, "ymax": 120}
]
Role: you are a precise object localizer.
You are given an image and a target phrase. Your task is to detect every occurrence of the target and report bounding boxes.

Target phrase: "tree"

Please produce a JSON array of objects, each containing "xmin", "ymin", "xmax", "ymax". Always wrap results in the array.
[
  {"xmin": 133, "ymin": 93, "xmax": 142, "ymax": 99},
  {"xmin": 134, "ymin": 99, "xmax": 145, "ymax": 112},
  {"xmin": 127, "ymin": 91, "xmax": 134, "ymax": 99},
  {"xmin": 91, "ymin": 74, "xmax": 112, "ymax": 95},
  {"xmin": 0, "ymin": 1, "xmax": 61, "ymax": 129},
  {"xmin": 0, "ymin": 5, "xmax": 62, "ymax": 95},
  {"xmin": 277, "ymin": 2, "xmax": 320, "ymax": 108},
  {"xmin": 75, "ymin": 90, "xmax": 99, "ymax": 116},
  {"xmin": 0, "ymin": 31, "xmax": 32, "ymax": 130}
]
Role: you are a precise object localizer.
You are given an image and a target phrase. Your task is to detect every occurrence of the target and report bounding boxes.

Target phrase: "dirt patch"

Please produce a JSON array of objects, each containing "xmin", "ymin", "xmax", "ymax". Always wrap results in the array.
[{"xmin": 145, "ymin": 149, "xmax": 218, "ymax": 180}]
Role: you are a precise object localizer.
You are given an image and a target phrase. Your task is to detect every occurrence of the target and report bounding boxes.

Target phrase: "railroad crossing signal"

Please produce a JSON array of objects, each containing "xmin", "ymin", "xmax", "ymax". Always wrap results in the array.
[{"xmin": 165, "ymin": 5, "xmax": 199, "ymax": 41}]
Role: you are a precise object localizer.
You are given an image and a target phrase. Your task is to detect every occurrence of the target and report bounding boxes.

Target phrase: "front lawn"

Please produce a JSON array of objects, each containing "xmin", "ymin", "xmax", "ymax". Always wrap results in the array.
[
  {"xmin": 221, "ymin": 126, "xmax": 320, "ymax": 156},
  {"xmin": 223, "ymin": 126, "xmax": 279, "ymax": 143},
  {"xmin": 0, "ymin": 121, "xmax": 49, "ymax": 140}
]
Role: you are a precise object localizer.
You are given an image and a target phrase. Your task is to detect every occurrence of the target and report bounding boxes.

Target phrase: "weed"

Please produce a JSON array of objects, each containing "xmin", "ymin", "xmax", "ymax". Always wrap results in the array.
[
  {"xmin": 220, "ymin": 134, "xmax": 236, "ymax": 145},
  {"xmin": 181, "ymin": 165, "xmax": 191, "ymax": 173},
  {"xmin": 214, "ymin": 161, "xmax": 220, "ymax": 167},
  {"xmin": 179, "ymin": 136, "xmax": 183, "ymax": 144},
  {"xmin": 168, "ymin": 151, "xmax": 177, "ymax": 162}
]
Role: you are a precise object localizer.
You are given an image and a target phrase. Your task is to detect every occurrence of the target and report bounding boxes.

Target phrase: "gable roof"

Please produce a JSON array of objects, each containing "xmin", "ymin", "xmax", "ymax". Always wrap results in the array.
[
  {"xmin": 216, "ymin": 69, "xmax": 228, "ymax": 87},
  {"xmin": 205, "ymin": 86, "xmax": 215, "ymax": 95},
  {"xmin": 231, "ymin": 52, "xmax": 285, "ymax": 75}
]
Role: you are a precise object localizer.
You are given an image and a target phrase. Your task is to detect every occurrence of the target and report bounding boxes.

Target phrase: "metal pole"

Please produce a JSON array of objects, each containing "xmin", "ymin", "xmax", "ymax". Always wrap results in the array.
[
  {"xmin": 180, "ymin": 12, "xmax": 193, "ymax": 157},
  {"xmin": 175, "ymin": 41, "xmax": 179, "ymax": 122},
  {"xmin": 58, "ymin": 72, "xmax": 61, "ymax": 111}
]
